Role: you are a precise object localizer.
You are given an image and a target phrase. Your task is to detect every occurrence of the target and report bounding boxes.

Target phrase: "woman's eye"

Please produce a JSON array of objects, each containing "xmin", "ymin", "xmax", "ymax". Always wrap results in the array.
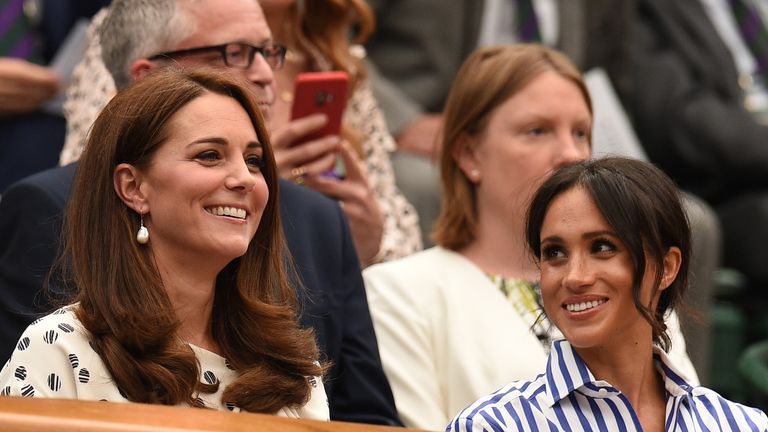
[
  {"xmin": 574, "ymin": 128, "xmax": 589, "ymax": 140},
  {"xmin": 528, "ymin": 127, "xmax": 546, "ymax": 136},
  {"xmin": 195, "ymin": 150, "xmax": 220, "ymax": 162},
  {"xmin": 541, "ymin": 245, "xmax": 565, "ymax": 261},
  {"xmin": 246, "ymin": 155, "xmax": 264, "ymax": 171},
  {"xmin": 592, "ymin": 240, "xmax": 616, "ymax": 254}
]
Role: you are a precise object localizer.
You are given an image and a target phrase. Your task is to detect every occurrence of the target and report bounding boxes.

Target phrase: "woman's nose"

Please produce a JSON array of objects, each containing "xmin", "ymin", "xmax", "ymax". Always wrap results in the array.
[
  {"xmin": 555, "ymin": 133, "xmax": 589, "ymax": 167},
  {"xmin": 563, "ymin": 254, "xmax": 596, "ymax": 290},
  {"xmin": 225, "ymin": 160, "xmax": 258, "ymax": 191}
]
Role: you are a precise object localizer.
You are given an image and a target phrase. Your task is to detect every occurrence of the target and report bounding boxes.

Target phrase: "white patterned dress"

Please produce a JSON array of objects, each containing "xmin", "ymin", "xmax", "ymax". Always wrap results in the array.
[{"xmin": 0, "ymin": 306, "xmax": 328, "ymax": 419}]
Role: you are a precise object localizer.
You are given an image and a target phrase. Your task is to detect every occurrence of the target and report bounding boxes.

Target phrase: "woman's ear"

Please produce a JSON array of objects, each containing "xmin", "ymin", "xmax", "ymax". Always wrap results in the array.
[
  {"xmin": 114, "ymin": 163, "xmax": 149, "ymax": 213},
  {"xmin": 453, "ymin": 134, "xmax": 481, "ymax": 183},
  {"xmin": 659, "ymin": 246, "xmax": 682, "ymax": 291}
]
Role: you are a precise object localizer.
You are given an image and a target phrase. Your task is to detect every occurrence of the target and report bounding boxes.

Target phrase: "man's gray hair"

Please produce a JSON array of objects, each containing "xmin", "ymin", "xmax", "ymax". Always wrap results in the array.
[{"xmin": 100, "ymin": 0, "xmax": 197, "ymax": 89}]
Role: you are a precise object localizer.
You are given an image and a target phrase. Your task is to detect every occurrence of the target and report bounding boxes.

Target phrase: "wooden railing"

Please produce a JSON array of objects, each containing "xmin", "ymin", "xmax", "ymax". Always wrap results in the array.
[{"xmin": 0, "ymin": 397, "xmax": 429, "ymax": 432}]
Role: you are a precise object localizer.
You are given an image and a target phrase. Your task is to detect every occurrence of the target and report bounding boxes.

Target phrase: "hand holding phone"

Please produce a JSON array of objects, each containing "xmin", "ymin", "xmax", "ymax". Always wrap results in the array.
[{"xmin": 290, "ymin": 71, "xmax": 349, "ymax": 178}]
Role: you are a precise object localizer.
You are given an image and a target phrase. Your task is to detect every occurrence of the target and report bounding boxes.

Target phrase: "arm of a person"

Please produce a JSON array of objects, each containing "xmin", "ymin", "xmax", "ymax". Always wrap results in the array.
[
  {"xmin": 343, "ymin": 80, "xmax": 423, "ymax": 263},
  {"xmin": 628, "ymin": 5, "xmax": 768, "ymax": 191},
  {"xmin": 363, "ymin": 264, "xmax": 448, "ymax": 430},
  {"xmin": 0, "ymin": 174, "xmax": 69, "ymax": 364},
  {"xmin": 0, "ymin": 58, "xmax": 60, "ymax": 116},
  {"xmin": 445, "ymin": 414, "xmax": 498, "ymax": 432},
  {"xmin": 325, "ymin": 206, "xmax": 402, "ymax": 426}
]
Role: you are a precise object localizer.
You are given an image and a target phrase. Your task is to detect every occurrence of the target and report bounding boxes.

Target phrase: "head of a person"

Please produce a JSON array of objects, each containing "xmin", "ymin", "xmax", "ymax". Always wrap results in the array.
[
  {"xmin": 433, "ymin": 44, "xmax": 593, "ymax": 250},
  {"xmin": 100, "ymin": 0, "xmax": 282, "ymax": 120},
  {"xmin": 526, "ymin": 157, "xmax": 690, "ymax": 351},
  {"xmin": 63, "ymin": 68, "xmax": 319, "ymax": 409},
  {"xmin": 256, "ymin": 0, "xmax": 373, "ymax": 156},
  {"xmin": 76, "ymin": 67, "xmax": 277, "ymax": 278},
  {"xmin": 258, "ymin": 0, "xmax": 373, "ymax": 80}
]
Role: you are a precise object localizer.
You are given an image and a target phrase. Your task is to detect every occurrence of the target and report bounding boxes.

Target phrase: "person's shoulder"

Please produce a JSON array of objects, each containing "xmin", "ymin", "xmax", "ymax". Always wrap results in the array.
[
  {"xmin": 13, "ymin": 305, "xmax": 85, "ymax": 348},
  {"xmin": 689, "ymin": 386, "xmax": 768, "ymax": 428},
  {"xmin": 1, "ymin": 163, "xmax": 76, "ymax": 206},
  {"xmin": 447, "ymin": 375, "xmax": 547, "ymax": 432},
  {"xmin": 363, "ymin": 247, "xmax": 443, "ymax": 292},
  {"xmin": 363, "ymin": 246, "xmax": 471, "ymax": 286},
  {"xmin": 365, "ymin": 246, "xmax": 453, "ymax": 272},
  {"xmin": 278, "ymin": 179, "xmax": 347, "ymax": 247},
  {"xmin": 1, "ymin": 305, "xmax": 98, "ymax": 399},
  {"xmin": 279, "ymin": 179, "xmax": 340, "ymax": 216}
]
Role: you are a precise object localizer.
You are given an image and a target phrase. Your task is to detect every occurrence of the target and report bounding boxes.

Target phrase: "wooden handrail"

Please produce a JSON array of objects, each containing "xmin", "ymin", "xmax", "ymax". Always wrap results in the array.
[{"xmin": 0, "ymin": 397, "xmax": 428, "ymax": 432}]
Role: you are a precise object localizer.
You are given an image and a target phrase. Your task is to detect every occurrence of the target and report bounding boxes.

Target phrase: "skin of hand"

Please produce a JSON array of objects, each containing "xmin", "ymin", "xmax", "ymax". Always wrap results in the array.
[
  {"xmin": 270, "ymin": 113, "xmax": 342, "ymax": 178},
  {"xmin": 0, "ymin": 58, "xmax": 60, "ymax": 116},
  {"xmin": 306, "ymin": 141, "xmax": 385, "ymax": 266},
  {"xmin": 395, "ymin": 113, "xmax": 444, "ymax": 160}
]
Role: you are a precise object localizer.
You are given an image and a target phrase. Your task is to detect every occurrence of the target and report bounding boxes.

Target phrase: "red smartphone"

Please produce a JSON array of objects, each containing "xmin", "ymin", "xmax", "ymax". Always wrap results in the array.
[{"xmin": 290, "ymin": 71, "xmax": 349, "ymax": 178}]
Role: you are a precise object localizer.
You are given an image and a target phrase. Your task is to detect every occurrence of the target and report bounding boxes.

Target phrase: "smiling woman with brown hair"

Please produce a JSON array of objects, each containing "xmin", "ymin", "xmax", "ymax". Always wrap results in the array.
[{"xmin": 0, "ymin": 68, "xmax": 326, "ymax": 417}]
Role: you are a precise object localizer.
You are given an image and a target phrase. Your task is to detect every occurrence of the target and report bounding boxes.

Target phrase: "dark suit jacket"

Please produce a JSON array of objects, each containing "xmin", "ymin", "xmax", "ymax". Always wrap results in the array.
[
  {"xmin": 627, "ymin": 0, "xmax": 768, "ymax": 202},
  {"xmin": 0, "ymin": 164, "xmax": 401, "ymax": 426}
]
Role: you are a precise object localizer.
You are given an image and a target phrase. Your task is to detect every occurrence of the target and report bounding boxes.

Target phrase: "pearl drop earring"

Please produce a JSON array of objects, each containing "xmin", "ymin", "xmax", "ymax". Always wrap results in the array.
[
  {"xmin": 470, "ymin": 169, "xmax": 480, "ymax": 179},
  {"xmin": 136, "ymin": 214, "xmax": 149, "ymax": 244}
]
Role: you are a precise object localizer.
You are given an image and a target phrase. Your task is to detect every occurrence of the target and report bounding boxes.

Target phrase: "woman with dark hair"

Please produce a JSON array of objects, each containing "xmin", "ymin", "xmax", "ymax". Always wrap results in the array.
[
  {"xmin": 448, "ymin": 157, "xmax": 767, "ymax": 431},
  {"xmin": 363, "ymin": 44, "xmax": 696, "ymax": 430},
  {"xmin": 0, "ymin": 68, "xmax": 327, "ymax": 417}
]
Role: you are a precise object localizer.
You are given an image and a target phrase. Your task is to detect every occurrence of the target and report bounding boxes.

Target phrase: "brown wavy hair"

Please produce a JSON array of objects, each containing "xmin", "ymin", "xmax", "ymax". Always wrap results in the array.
[
  {"xmin": 290, "ymin": 0, "xmax": 374, "ymax": 87},
  {"xmin": 281, "ymin": 0, "xmax": 375, "ymax": 155},
  {"xmin": 432, "ymin": 44, "xmax": 593, "ymax": 250},
  {"xmin": 61, "ymin": 67, "xmax": 323, "ymax": 412}
]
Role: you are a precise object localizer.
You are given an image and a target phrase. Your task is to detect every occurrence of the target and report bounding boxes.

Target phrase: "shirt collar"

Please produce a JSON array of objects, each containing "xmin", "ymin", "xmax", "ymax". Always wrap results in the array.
[
  {"xmin": 653, "ymin": 346, "xmax": 697, "ymax": 397},
  {"xmin": 544, "ymin": 340, "xmax": 696, "ymax": 406}
]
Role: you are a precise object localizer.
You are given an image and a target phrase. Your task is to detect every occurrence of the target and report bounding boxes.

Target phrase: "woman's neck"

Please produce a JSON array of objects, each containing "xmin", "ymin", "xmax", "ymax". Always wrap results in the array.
[
  {"xmin": 576, "ymin": 342, "xmax": 667, "ymax": 431},
  {"xmin": 459, "ymin": 206, "xmax": 539, "ymax": 281},
  {"xmin": 151, "ymin": 251, "xmax": 221, "ymax": 353}
]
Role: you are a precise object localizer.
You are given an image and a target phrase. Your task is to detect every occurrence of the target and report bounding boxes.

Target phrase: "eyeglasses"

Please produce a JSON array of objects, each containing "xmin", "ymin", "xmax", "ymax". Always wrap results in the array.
[{"xmin": 148, "ymin": 42, "xmax": 287, "ymax": 70}]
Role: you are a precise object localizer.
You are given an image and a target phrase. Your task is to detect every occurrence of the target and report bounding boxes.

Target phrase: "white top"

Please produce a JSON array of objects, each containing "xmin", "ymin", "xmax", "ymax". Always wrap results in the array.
[
  {"xmin": 363, "ymin": 247, "xmax": 698, "ymax": 431},
  {"xmin": 0, "ymin": 306, "xmax": 329, "ymax": 420}
]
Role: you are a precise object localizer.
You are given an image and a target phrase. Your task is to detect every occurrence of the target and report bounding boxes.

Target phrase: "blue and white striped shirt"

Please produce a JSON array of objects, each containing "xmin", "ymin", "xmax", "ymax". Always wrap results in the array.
[{"xmin": 447, "ymin": 340, "xmax": 767, "ymax": 431}]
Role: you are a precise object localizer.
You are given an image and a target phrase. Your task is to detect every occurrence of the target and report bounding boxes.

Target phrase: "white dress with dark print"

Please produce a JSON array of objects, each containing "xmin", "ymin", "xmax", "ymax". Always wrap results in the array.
[{"xmin": 0, "ymin": 305, "xmax": 328, "ymax": 419}]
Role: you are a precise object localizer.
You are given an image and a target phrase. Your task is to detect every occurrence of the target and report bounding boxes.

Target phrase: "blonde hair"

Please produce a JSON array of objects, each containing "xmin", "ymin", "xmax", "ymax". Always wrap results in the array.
[{"xmin": 432, "ymin": 44, "xmax": 592, "ymax": 250}]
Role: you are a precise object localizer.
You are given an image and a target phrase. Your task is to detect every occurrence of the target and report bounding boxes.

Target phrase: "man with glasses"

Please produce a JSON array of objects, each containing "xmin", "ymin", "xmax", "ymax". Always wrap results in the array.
[
  {"xmin": 148, "ymin": 42, "xmax": 288, "ymax": 73},
  {"xmin": 0, "ymin": 0, "xmax": 401, "ymax": 426}
]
